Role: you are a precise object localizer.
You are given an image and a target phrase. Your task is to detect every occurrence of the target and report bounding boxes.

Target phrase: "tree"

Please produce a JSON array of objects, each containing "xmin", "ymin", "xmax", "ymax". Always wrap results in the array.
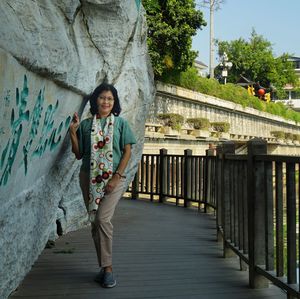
[
  {"xmin": 216, "ymin": 30, "xmax": 298, "ymax": 98},
  {"xmin": 142, "ymin": 0, "xmax": 206, "ymax": 79}
]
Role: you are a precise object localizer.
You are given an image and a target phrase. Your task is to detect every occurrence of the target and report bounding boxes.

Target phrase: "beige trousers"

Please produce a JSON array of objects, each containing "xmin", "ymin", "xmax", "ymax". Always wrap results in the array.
[{"xmin": 79, "ymin": 171, "xmax": 126, "ymax": 268}]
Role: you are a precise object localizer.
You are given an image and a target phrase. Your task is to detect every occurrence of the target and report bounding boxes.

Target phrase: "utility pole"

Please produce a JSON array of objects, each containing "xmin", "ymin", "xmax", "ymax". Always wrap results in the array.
[
  {"xmin": 201, "ymin": 0, "xmax": 224, "ymax": 79},
  {"xmin": 209, "ymin": 0, "xmax": 215, "ymax": 78}
]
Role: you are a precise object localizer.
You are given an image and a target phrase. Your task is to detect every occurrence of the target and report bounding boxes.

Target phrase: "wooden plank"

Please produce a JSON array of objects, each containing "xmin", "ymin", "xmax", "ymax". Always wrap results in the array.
[{"xmin": 10, "ymin": 199, "xmax": 286, "ymax": 299}]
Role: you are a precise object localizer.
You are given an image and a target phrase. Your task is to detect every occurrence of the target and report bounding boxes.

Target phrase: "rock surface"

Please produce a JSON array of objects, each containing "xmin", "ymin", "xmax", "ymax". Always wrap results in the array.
[{"xmin": 0, "ymin": 1, "xmax": 154, "ymax": 298}]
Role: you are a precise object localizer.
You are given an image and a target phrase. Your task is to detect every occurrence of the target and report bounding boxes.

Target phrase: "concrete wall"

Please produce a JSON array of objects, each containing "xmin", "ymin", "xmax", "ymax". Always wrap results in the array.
[
  {"xmin": 144, "ymin": 82, "xmax": 300, "ymax": 155},
  {"xmin": 144, "ymin": 138, "xmax": 300, "ymax": 155},
  {"xmin": 149, "ymin": 82, "xmax": 300, "ymax": 137}
]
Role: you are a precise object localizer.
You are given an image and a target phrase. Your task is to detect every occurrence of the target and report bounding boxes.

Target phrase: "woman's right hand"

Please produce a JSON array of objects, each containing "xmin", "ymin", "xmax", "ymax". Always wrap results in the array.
[{"xmin": 70, "ymin": 112, "xmax": 80, "ymax": 133}]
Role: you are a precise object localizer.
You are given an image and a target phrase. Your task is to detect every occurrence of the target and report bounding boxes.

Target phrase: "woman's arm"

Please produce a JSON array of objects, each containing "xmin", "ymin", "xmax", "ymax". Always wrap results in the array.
[
  {"xmin": 105, "ymin": 144, "xmax": 132, "ymax": 193},
  {"xmin": 69, "ymin": 112, "xmax": 82, "ymax": 160},
  {"xmin": 115, "ymin": 144, "xmax": 131, "ymax": 176}
]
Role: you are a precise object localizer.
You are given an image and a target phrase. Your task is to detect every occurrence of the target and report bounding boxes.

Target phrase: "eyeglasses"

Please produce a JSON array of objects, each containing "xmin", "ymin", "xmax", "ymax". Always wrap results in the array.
[{"xmin": 98, "ymin": 96, "xmax": 114, "ymax": 103}]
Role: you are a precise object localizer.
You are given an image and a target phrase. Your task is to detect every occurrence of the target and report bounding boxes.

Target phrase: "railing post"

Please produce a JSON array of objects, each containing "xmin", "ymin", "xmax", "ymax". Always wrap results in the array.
[
  {"xmin": 184, "ymin": 149, "xmax": 192, "ymax": 208},
  {"xmin": 131, "ymin": 168, "xmax": 139, "ymax": 200},
  {"xmin": 216, "ymin": 145, "xmax": 223, "ymax": 242},
  {"xmin": 159, "ymin": 148, "xmax": 167, "ymax": 203},
  {"xmin": 204, "ymin": 148, "xmax": 216, "ymax": 213},
  {"xmin": 247, "ymin": 138, "xmax": 268, "ymax": 289},
  {"xmin": 220, "ymin": 141, "xmax": 235, "ymax": 257}
]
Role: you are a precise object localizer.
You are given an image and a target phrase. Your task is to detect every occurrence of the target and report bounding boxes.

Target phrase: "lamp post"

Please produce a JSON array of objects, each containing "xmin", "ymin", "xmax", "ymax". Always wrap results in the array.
[{"xmin": 219, "ymin": 52, "xmax": 232, "ymax": 84}]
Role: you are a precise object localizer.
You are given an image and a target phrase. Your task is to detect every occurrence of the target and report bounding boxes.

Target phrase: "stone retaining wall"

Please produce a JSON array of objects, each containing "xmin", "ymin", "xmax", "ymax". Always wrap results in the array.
[
  {"xmin": 144, "ymin": 82, "xmax": 300, "ymax": 155},
  {"xmin": 148, "ymin": 82, "xmax": 300, "ymax": 138}
]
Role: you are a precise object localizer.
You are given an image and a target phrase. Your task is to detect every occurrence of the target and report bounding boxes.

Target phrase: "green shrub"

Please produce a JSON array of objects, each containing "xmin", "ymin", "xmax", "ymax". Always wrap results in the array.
[
  {"xmin": 177, "ymin": 67, "xmax": 200, "ymax": 91},
  {"xmin": 292, "ymin": 134, "xmax": 300, "ymax": 142},
  {"xmin": 157, "ymin": 113, "xmax": 184, "ymax": 130},
  {"xmin": 270, "ymin": 131, "xmax": 285, "ymax": 139},
  {"xmin": 211, "ymin": 122, "xmax": 230, "ymax": 133},
  {"xmin": 285, "ymin": 132, "xmax": 294, "ymax": 140},
  {"xmin": 186, "ymin": 118, "xmax": 210, "ymax": 130},
  {"xmin": 161, "ymin": 67, "xmax": 300, "ymax": 123}
]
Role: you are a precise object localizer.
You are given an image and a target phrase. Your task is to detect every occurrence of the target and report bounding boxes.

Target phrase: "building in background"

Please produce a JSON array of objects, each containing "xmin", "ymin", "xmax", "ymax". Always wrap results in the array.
[{"xmin": 194, "ymin": 60, "xmax": 208, "ymax": 77}]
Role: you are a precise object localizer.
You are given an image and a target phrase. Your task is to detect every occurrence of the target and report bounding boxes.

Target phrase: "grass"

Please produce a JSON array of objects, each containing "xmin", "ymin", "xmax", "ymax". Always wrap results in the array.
[{"xmin": 161, "ymin": 67, "xmax": 300, "ymax": 123}]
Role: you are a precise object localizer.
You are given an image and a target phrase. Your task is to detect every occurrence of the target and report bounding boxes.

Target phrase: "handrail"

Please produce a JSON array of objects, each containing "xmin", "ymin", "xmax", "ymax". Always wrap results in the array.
[
  {"xmin": 131, "ymin": 149, "xmax": 217, "ymax": 209},
  {"xmin": 255, "ymin": 154, "xmax": 300, "ymax": 163},
  {"xmin": 216, "ymin": 139, "xmax": 300, "ymax": 297}
]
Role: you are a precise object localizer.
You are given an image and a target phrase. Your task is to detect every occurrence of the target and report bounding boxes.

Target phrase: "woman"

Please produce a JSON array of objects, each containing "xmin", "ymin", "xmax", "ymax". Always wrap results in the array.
[{"xmin": 69, "ymin": 83, "xmax": 136, "ymax": 288}]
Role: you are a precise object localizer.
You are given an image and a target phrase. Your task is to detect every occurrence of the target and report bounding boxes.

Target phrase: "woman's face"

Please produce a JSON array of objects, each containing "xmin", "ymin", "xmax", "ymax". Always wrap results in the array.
[{"xmin": 96, "ymin": 90, "xmax": 114, "ymax": 116}]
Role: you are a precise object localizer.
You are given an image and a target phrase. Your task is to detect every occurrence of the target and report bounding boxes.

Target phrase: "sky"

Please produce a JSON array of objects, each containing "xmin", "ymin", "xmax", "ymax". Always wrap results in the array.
[{"xmin": 192, "ymin": 0, "xmax": 300, "ymax": 67}]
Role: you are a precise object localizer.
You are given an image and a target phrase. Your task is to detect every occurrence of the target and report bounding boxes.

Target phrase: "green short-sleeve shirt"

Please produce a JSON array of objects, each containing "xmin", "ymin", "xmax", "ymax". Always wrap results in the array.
[{"xmin": 77, "ymin": 116, "xmax": 137, "ymax": 173}]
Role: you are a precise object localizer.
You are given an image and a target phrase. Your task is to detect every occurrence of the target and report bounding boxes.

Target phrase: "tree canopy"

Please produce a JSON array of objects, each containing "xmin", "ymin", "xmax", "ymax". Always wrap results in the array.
[
  {"xmin": 142, "ymin": 0, "xmax": 206, "ymax": 79},
  {"xmin": 216, "ymin": 30, "xmax": 298, "ymax": 98}
]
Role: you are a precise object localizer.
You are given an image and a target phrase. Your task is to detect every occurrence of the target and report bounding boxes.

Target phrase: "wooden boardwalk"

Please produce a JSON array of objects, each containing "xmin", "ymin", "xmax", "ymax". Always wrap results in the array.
[{"xmin": 10, "ymin": 199, "xmax": 286, "ymax": 299}]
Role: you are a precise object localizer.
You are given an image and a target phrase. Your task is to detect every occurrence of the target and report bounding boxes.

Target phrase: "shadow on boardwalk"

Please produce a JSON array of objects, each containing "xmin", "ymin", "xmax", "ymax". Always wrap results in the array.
[{"xmin": 10, "ymin": 199, "xmax": 286, "ymax": 299}]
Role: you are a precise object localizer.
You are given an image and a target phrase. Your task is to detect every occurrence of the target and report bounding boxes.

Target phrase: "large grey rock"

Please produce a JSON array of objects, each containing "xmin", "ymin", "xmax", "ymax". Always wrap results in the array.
[
  {"xmin": 0, "ymin": 0, "xmax": 149, "ymax": 94},
  {"xmin": 0, "ymin": 1, "xmax": 154, "ymax": 298}
]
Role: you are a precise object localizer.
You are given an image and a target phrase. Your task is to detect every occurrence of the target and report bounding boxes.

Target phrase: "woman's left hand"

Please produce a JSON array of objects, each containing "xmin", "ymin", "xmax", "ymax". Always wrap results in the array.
[{"xmin": 105, "ymin": 175, "xmax": 120, "ymax": 194}]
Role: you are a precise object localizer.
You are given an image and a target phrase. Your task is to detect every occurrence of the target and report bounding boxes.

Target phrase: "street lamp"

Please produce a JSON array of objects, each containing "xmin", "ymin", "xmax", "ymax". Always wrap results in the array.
[{"xmin": 219, "ymin": 52, "xmax": 232, "ymax": 84}]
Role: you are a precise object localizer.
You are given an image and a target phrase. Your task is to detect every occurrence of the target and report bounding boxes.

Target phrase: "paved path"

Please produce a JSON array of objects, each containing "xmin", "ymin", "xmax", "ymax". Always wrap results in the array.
[{"xmin": 10, "ymin": 199, "xmax": 286, "ymax": 299}]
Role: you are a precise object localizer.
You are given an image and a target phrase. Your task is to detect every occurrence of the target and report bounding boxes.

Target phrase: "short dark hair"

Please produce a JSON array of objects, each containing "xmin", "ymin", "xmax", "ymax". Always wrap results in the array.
[{"xmin": 89, "ymin": 83, "xmax": 121, "ymax": 116}]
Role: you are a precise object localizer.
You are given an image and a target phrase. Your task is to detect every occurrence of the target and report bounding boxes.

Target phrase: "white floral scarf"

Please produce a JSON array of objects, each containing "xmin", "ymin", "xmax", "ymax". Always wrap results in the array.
[{"xmin": 89, "ymin": 113, "xmax": 114, "ymax": 221}]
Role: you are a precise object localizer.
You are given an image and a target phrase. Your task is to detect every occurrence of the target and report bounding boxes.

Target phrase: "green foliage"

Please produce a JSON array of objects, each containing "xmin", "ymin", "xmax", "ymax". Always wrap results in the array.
[
  {"xmin": 187, "ymin": 117, "xmax": 210, "ymax": 130},
  {"xmin": 285, "ymin": 132, "xmax": 294, "ymax": 140},
  {"xmin": 142, "ymin": 0, "xmax": 206, "ymax": 78},
  {"xmin": 157, "ymin": 113, "xmax": 184, "ymax": 130},
  {"xmin": 162, "ymin": 67, "xmax": 200, "ymax": 90},
  {"xmin": 216, "ymin": 30, "xmax": 298, "ymax": 97},
  {"xmin": 292, "ymin": 134, "xmax": 300, "ymax": 142},
  {"xmin": 211, "ymin": 122, "xmax": 230, "ymax": 133},
  {"xmin": 270, "ymin": 131, "xmax": 300, "ymax": 141},
  {"xmin": 270, "ymin": 131, "xmax": 285, "ymax": 139},
  {"xmin": 161, "ymin": 67, "xmax": 300, "ymax": 123}
]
